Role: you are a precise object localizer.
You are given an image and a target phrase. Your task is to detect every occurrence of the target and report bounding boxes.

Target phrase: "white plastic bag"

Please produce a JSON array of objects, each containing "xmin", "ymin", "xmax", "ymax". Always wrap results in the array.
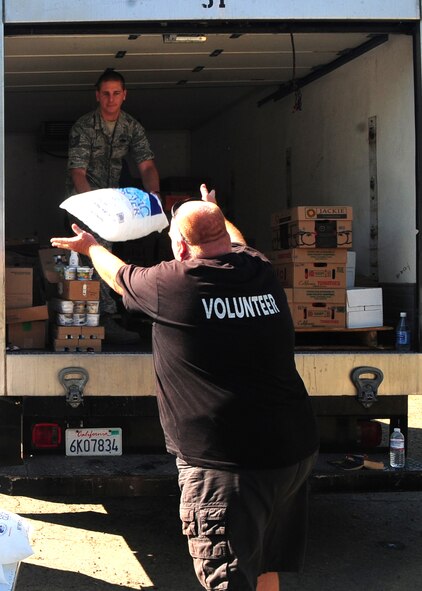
[
  {"xmin": 0, "ymin": 509, "xmax": 33, "ymax": 565},
  {"xmin": 60, "ymin": 187, "xmax": 169, "ymax": 242},
  {"xmin": 0, "ymin": 563, "xmax": 6, "ymax": 585}
]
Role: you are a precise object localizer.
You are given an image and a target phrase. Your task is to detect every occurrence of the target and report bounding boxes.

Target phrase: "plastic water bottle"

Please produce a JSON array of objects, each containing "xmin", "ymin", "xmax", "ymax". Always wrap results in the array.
[
  {"xmin": 389, "ymin": 427, "xmax": 405, "ymax": 468},
  {"xmin": 54, "ymin": 255, "xmax": 65, "ymax": 277},
  {"xmin": 395, "ymin": 312, "xmax": 411, "ymax": 352},
  {"xmin": 69, "ymin": 250, "xmax": 80, "ymax": 267}
]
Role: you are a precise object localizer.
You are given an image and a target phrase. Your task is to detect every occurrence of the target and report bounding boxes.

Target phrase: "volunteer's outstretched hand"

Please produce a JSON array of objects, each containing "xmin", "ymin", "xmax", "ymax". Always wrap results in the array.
[
  {"xmin": 50, "ymin": 223, "xmax": 98, "ymax": 257},
  {"xmin": 200, "ymin": 183, "xmax": 217, "ymax": 204}
]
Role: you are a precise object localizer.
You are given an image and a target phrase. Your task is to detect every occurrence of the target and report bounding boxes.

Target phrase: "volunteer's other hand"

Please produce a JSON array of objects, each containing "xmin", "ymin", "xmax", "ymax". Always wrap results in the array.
[
  {"xmin": 50, "ymin": 223, "xmax": 98, "ymax": 257},
  {"xmin": 200, "ymin": 183, "xmax": 217, "ymax": 204}
]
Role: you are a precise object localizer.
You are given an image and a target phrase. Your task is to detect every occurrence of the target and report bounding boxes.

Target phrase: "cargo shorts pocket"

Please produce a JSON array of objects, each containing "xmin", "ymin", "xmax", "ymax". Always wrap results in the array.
[{"xmin": 180, "ymin": 505, "xmax": 228, "ymax": 559}]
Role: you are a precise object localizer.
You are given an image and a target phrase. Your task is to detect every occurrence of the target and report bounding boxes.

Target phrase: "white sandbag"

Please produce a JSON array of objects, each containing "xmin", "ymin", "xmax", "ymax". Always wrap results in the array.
[
  {"xmin": 0, "ymin": 509, "xmax": 33, "ymax": 565},
  {"xmin": 60, "ymin": 187, "xmax": 169, "ymax": 242}
]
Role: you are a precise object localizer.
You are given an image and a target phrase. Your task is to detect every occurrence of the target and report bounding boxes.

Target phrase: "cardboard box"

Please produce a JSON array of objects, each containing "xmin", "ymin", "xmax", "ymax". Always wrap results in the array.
[
  {"xmin": 290, "ymin": 303, "xmax": 346, "ymax": 328},
  {"xmin": 57, "ymin": 280, "xmax": 100, "ymax": 301},
  {"xmin": 346, "ymin": 251, "xmax": 356, "ymax": 288},
  {"xmin": 53, "ymin": 338, "xmax": 102, "ymax": 352},
  {"xmin": 283, "ymin": 288, "xmax": 293, "ymax": 304},
  {"xmin": 6, "ymin": 305, "xmax": 49, "ymax": 324},
  {"xmin": 271, "ymin": 205, "xmax": 353, "ymax": 226},
  {"xmin": 53, "ymin": 339, "xmax": 101, "ymax": 353},
  {"xmin": 274, "ymin": 262, "xmax": 346, "ymax": 289},
  {"xmin": 6, "ymin": 267, "xmax": 33, "ymax": 309},
  {"xmin": 53, "ymin": 338, "xmax": 78, "ymax": 352},
  {"xmin": 272, "ymin": 220, "xmax": 353, "ymax": 249},
  {"xmin": 292, "ymin": 287, "xmax": 346, "ymax": 304},
  {"xmin": 77, "ymin": 338, "xmax": 102, "ymax": 352},
  {"xmin": 80, "ymin": 326, "xmax": 105, "ymax": 340},
  {"xmin": 8, "ymin": 321, "xmax": 47, "ymax": 349},
  {"xmin": 51, "ymin": 325, "xmax": 82, "ymax": 339},
  {"xmin": 346, "ymin": 288, "xmax": 383, "ymax": 328},
  {"xmin": 268, "ymin": 248, "xmax": 348, "ymax": 264},
  {"xmin": 38, "ymin": 248, "xmax": 68, "ymax": 283}
]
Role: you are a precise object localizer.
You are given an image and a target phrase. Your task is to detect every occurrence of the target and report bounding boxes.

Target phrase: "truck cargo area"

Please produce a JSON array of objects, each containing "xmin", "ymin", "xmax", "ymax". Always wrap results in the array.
[{"xmin": 1, "ymin": 17, "xmax": 421, "ymax": 470}]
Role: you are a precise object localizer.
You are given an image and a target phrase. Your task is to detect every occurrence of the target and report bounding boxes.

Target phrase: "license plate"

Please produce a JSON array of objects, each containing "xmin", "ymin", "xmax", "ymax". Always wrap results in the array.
[{"xmin": 65, "ymin": 427, "xmax": 122, "ymax": 456}]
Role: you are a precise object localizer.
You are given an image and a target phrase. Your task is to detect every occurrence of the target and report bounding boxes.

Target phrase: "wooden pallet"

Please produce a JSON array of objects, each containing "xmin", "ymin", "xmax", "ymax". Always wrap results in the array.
[{"xmin": 294, "ymin": 325, "xmax": 394, "ymax": 350}]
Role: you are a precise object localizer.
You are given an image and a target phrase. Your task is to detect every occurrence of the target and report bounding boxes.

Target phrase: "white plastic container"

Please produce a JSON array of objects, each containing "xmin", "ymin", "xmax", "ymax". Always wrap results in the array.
[
  {"xmin": 72, "ymin": 313, "xmax": 87, "ymax": 326},
  {"xmin": 86, "ymin": 313, "xmax": 100, "ymax": 326},
  {"xmin": 86, "ymin": 300, "xmax": 100, "ymax": 314},
  {"xmin": 73, "ymin": 301, "xmax": 86, "ymax": 313},
  {"xmin": 63, "ymin": 266, "xmax": 77, "ymax": 280},
  {"xmin": 77, "ymin": 266, "xmax": 92, "ymax": 280},
  {"xmin": 57, "ymin": 313, "xmax": 73, "ymax": 326}
]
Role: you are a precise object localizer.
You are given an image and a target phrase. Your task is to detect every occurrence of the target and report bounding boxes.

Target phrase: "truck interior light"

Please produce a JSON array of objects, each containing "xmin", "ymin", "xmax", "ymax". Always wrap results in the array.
[{"xmin": 163, "ymin": 34, "xmax": 207, "ymax": 43}]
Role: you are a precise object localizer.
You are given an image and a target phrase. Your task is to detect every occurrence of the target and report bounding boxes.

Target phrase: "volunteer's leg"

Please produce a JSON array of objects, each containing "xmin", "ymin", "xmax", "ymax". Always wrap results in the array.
[{"xmin": 257, "ymin": 572, "xmax": 279, "ymax": 591}]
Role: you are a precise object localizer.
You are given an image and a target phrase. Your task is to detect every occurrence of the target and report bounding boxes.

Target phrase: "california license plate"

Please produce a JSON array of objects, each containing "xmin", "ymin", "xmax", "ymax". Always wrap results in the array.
[{"xmin": 65, "ymin": 427, "xmax": 122, "ymax": 456}]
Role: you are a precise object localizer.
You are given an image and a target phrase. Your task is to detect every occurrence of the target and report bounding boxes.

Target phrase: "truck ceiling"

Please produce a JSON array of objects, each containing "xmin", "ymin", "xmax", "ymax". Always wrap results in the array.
[{"xmin": 3, "ymin": 27, "xmax": 407, "ymax": 132}]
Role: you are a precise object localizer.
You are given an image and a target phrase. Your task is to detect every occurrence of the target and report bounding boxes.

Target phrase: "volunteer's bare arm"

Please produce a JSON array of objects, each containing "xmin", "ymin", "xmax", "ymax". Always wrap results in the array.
[
  {"xmin": 200, "ymin": 183, "xmax": 246, "ymax": 245},
  {"xmin": 50, "ymin": 224, "xmax": 124, "ymax": 295},
  {"xmin": 70, "ymin": 168, "xmax": 92, "ymax": 194}
]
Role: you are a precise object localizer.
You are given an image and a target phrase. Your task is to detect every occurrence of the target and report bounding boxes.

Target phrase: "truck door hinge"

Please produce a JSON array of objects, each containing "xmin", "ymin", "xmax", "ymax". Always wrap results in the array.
[
  {"xmin": 59, "ymin": 367, "xmax": 89, "ymax": 409},
  {"xmin": 351, "ymin": 366, "xmax": 384, "ymax": 409}
]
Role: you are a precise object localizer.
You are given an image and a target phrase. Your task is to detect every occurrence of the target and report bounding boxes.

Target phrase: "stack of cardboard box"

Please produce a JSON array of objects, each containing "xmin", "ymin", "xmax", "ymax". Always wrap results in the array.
[
  {"xmin": 269, "ymin": 205, "xmax": 353, "ymax": 328},
  {"xmin": 5, "ymin": 267, "xmax": 49, "ymax": 348},
  {"xmin": 38, "ymin": 248, "xmax": 104, "ymax": 351},
  {"xmin": 269, "ymin": 205, "xmax": 384, "ymax": 329}
]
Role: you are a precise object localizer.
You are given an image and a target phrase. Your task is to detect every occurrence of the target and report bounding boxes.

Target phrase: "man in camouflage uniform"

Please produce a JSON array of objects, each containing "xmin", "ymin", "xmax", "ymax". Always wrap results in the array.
[{"xmin": 66, "ymin": 70, "xmax": 160, "ymax": 344}]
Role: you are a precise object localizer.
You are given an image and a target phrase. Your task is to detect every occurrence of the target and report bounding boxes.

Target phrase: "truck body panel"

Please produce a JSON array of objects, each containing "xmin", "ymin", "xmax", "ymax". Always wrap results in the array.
[
  {"xmin": 0, "ymin": 1, "xmax": 421, "ymax": 462},
  {"xmin": 5, "ymin": 352, "xmax": 421, "ymax": 397},
  {"xmin": 5, "ymin": 0, "xmax": 420, "ymax": 24}
]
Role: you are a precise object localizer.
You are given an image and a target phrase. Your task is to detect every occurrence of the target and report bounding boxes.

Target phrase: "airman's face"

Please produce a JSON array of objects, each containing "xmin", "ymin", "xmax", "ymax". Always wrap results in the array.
[{"xmin": 96, "ymin": 80, "xmax": 127, "ymax": 121}]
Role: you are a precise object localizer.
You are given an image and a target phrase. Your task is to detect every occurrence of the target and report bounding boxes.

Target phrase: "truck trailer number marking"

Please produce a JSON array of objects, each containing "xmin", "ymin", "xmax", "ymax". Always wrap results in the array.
[{"xmin": 202, "ymin": 1, "xmax": 226, "ymax": 8}]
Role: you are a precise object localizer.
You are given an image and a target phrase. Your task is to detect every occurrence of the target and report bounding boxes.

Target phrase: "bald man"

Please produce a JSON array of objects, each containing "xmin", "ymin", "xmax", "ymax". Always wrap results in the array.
[{"xmin": 51, "ymin": 185, "xmax": 319, "ymax": 591}]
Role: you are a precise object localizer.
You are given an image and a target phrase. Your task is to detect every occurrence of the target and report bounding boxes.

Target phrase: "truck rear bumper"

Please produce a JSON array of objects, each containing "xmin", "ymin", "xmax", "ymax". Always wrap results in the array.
[{"xmin": 1, "ymin": 453, "xmax": 421, "ymax": 498}]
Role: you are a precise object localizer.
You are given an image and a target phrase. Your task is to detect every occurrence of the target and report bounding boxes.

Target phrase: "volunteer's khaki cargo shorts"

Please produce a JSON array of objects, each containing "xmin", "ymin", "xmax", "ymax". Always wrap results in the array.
[{"xmin": 177, "ymin": 451, "xmax": 317, "ymax": 591}]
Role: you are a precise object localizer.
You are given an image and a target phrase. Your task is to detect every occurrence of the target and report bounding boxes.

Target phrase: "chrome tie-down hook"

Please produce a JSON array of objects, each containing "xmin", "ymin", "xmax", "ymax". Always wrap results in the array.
[
  {"xmin": 59, "ymin": 367, "xmax": 89, "ymax": 408},
  {"xmin": 351, "ymin": 366, "xmax": 384, "ymax": 409}
]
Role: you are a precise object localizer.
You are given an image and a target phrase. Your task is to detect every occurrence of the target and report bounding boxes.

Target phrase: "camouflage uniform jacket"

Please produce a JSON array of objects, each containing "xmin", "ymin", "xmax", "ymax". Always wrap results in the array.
[{"xmin": 65, "ymin": 108, "xmax": 154, "ymax": 196}]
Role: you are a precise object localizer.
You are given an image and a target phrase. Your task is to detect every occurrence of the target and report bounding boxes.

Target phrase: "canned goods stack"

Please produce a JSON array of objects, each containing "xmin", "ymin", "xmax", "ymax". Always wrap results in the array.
[
  {"xmin": 38, "ymin": 248, "xmax": 106, "ymax": 351},
  {"xmin": 49, "ymin": 265, "xmax": 104, "ymax": 351}
]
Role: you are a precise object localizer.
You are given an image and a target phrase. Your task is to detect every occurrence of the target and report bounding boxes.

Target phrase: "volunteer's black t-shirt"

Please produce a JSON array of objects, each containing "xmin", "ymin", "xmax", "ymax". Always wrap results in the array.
[{"xmin": 117, "ymin": 245, "xmax": 319, "ymax": 469}]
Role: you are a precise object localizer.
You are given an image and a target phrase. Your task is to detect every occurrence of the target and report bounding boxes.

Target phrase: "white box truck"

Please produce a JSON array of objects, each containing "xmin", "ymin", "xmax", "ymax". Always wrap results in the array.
[{"xmin": 0, "ymin": 1, "xmax": 421, "ymax": 479}]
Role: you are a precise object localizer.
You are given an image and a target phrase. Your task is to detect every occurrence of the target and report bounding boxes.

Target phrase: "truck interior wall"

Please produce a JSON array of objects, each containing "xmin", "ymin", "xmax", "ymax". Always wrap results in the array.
[
  {"xmin": 190, "ymin": 34, "xmax": 416, "ymax": 290},
  {"xmin": 4, "ymin": 32, "xmax": 418, "ymax": 334}
]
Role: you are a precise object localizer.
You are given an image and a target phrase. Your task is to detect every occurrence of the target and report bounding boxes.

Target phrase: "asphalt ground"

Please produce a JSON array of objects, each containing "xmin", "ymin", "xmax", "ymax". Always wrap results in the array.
[{"xmin": 1, "ymin": 490, "xmax": 421, "ymax": 591}]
